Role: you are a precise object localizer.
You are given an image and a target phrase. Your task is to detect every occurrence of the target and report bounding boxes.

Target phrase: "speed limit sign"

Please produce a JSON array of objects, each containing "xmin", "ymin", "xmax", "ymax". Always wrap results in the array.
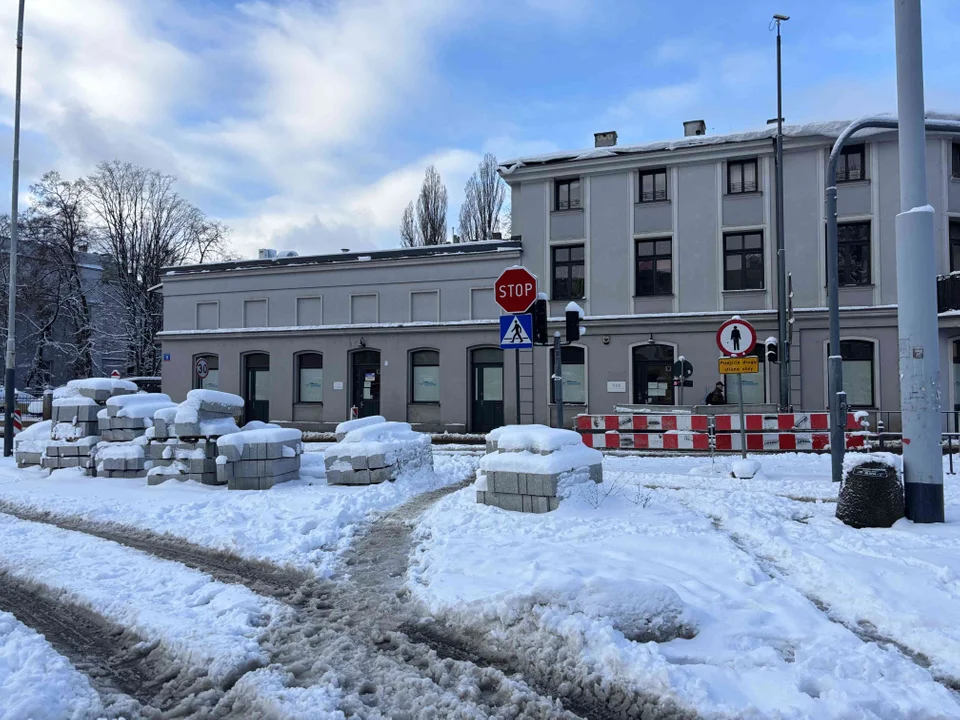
[{"xmin": 195, "ymin": 357, "xmax": 209, "ymax": 379}]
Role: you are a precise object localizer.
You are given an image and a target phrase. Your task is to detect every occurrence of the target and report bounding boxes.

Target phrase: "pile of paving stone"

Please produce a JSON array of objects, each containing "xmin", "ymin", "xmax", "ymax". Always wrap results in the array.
[
  {"xmin": 476, "ymin": 425, "xmax": 602, "ymax": 513},
  {"xmin": 13, "ymin": 420, "xmax": 52, "ymax": 467},
  {"xmin": 324, "ymin": 416, "xmax": 433, "ymax": 486},
  {"xmin": 40, "ymin": 379, "xmax": 138, "ymax": 471},
  {"xmin": 215, "ymin": 427, "xmax": 304, "ymax": 490},
  {"xmin": 93, "ymin": 394, "xmax": 177, "ymax": 479}
]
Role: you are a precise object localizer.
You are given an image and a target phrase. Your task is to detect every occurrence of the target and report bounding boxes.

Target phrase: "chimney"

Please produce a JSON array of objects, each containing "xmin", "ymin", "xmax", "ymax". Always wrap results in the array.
[
  {"xmin": 594, "ymin": 130, "xmax": 618, "ymax": 148},
  {"xmin": 683, "ymin": 120, "xmax": 706, "ymax": 137}
]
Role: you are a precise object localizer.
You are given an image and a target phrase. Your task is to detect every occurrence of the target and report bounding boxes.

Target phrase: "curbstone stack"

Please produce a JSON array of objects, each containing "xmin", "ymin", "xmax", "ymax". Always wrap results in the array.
[
  {"xmin": 324, "ymin": 418, "xmax": 433, "ymax": 486},
  {"xmin": 476, "ymin": 425, "xmax": 603, "ymax": 514},
  {"xmin": 14, "ymin": 420, "xmax": 52, "ymax": 468},
  {"xmin": 215, "ymin": 428, "xmax": 303, "ymax": 490}
]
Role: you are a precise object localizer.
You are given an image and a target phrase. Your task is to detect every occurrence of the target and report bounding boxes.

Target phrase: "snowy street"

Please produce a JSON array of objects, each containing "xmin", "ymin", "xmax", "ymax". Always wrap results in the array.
[{"xmin": 1, "ymin": 449, "xmax": 960, "ymax": 718}]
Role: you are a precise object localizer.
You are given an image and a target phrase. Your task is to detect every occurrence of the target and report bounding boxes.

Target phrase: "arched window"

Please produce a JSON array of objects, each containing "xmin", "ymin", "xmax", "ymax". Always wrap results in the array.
[
  {"xmin": 193, "ymin": 354, "xmax": 219, "ymax": 391},
  {"xmin": 411, "ymin": 350, "xmax": 440, "ymax": 403},
  {"xmin": 549, "ymin": 345, "xmax": 586, "ymax": 404},
  {"xmin": 297, "ymin": 353, "xmax": 323, "ymax": 403}
]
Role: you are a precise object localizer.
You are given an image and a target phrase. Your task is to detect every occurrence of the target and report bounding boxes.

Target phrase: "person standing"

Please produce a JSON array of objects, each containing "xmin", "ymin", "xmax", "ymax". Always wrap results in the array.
[{"xmin": 706, "ymin": 381, "xmax": 726, "ymax": 405}]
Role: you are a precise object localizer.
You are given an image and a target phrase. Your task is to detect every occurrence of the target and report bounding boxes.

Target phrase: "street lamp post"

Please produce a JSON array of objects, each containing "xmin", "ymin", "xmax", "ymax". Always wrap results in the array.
[
  {"xmin": 773, "ymin": 13, "xmax": 790, "ymax": 411},
  {"xmin": 4, "ymin": 0, "xmax": 25, "ymax": 457}
]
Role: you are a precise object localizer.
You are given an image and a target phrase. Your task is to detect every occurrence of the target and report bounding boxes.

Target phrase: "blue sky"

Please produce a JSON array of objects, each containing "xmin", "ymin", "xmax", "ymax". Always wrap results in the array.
[{"xmin": 0, "ymin": 0, "xmax": 957, "ymax": 257}]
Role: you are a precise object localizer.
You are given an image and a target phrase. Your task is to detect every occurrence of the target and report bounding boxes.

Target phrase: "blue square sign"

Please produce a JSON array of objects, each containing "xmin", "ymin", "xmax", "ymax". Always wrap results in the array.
[{"xmin": 500, "ymin": 314, "xmax": 533, "ymax": 349}]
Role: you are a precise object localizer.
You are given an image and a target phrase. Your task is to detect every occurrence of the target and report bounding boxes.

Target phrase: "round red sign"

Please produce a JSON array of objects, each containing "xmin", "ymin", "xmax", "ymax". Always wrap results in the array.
[
  {"xmin": 495, "ymin": 266, "xmax": 538, "ymax": 314},
  {"xmin": 716, "ymin": 317, "xmax": 757, "ymax": 358}
]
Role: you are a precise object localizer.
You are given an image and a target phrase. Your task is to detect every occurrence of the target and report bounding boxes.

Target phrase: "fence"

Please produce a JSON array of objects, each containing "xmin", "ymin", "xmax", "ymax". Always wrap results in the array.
[{"xmin": 576, "ymin": 411, "xmax": 868, "ymax": 452}]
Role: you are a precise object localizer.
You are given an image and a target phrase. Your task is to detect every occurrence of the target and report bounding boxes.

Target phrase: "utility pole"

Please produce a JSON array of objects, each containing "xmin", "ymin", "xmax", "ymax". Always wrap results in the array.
[
  {"xmin": 893, "ymin": 0, "xmax": 944, "ymax": 522},
  {"xmin": 773, "ymin": 13, "xmax": 790, "ymax": 411},
  {"xmin": 4, "ymin": 0, "xmax": 25, "ymax": 457}
]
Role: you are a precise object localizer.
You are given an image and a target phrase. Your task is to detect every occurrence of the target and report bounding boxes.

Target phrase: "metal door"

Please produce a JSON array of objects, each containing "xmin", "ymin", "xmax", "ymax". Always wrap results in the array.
[
  {"xmin": 351, "ymin": 350, "xmax": 381, "ymax": 417},
  {"xmin": 471, "ymin": 348, "xmax": 504, "ymax": 432},
  {"xmin": 632, "ymin": 344, "xmax": 675, "ymax": 405},
  {"xmin": 244, "ymin": 353, "xmax": 270, "ymax": 423}
]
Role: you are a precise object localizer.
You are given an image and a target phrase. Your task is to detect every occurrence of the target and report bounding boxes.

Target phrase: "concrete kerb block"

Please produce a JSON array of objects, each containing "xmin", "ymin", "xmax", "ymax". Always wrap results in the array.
[
  {"xmin": 491, "ymin": 471, "xmax": 519, "ymax": 495},
  {"xmin": 367, "ymin": 453, "xmax": 388, "ymax": 470},
  {"xmin": 350, "ymin": 455, "xmax": 368, "ymax": 471},
  {"xmin": 369, "ymin": 466, "xmax": 395, "ymax": 484},
  {"xmin": 228, "ymin": 475, "xmax": 260, "ymax": 491},
  {"xmin": 325, "ymin": 469, "xmax": 342, "ymax": 485}
]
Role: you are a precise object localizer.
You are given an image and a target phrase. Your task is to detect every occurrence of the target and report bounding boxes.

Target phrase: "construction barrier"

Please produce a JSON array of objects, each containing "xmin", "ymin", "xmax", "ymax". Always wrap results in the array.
[{"xmin": 576, "ymin": 412, "xmax": 867, "ymax": 452}]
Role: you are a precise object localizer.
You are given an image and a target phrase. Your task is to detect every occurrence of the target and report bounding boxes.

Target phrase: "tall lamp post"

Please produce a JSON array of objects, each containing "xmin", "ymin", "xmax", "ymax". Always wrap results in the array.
[
  {"xmin": 4, "ymin": 0, "xmax": 25, "ymax": 457},
  {"xmin": 773, "ymin": 13, "xmax": 790, "ymax": 410}
]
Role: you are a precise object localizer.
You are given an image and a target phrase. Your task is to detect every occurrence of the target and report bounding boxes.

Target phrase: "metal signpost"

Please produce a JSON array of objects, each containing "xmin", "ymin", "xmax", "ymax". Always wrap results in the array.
[
  {"xmin": 495, "ymin": 267, "xmax": 538, "ymax": 426},
  {"xmin": 671, "ymin": 357, "xmax": 694, "ymax": 405},
  {"xmin": 717, "ymin": 317, "xmax": 758, "ymax": 459}
]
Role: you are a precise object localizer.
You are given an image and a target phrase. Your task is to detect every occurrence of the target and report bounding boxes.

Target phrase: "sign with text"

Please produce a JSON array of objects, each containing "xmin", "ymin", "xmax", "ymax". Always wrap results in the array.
[
  {"xmin": 495, "ymin": 267, "xmax": 538, "ymax": 314},
  {"xmin": 719, "ymin": 356, "xmax": 760, "ymax": 374}
]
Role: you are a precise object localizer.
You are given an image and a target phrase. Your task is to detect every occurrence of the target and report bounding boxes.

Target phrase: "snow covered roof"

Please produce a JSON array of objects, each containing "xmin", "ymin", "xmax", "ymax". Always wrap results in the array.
[
  {"xmin": 499, "ymin": 112, "xmax": 960, "ymax": 174},
  {"xmin": 164, "ymin": 238, "xmax": 521, "ymax": 277}
]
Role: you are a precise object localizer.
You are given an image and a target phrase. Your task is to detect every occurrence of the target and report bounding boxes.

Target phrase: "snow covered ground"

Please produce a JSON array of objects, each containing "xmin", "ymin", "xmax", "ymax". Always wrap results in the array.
[
  {"xmin": 0, "ymin": 451, "xmax": 475, "ymax": 575},
  {"xmin": 409, "ymin": 452, "xmax": 960, "ymax": 718}
]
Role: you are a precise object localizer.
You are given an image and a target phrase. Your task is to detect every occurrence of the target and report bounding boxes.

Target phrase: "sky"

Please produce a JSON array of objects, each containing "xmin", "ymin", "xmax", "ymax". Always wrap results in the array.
[{"xmin": 0, "ymin": 0, "xmax": 957, "ymax": 259}]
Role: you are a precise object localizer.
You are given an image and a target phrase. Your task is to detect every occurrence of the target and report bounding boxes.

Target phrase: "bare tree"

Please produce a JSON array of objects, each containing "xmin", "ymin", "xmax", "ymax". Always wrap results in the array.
[
  {"xmin": 457, "ymin": 153, "xmax": 507, "ymax": 242},
  {"xmin": 85, "ymin": 161, "xmax": 224, "ymax": 376},
  {"xmin": 399, "ymin": 202, "xmax": 419, "ymax": 248},
  {"xmin": 416, "ymin": 165, "xmax": 448, "ymax": 246}
]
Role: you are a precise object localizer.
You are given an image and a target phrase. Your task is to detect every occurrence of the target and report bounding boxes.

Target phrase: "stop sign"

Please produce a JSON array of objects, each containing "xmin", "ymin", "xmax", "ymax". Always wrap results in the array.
[{"xmin": 495, "ymin": 267, "xmax": 538, "ymax": 314}]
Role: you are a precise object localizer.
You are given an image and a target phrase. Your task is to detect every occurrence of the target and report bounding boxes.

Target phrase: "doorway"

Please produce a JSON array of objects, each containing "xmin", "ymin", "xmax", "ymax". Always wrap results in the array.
[
  {"xmin": 351, "ymin": 350, "xmax": 381, "ymax": 417},
  {"xmin": 244, "ymin": 353, "xmax": 270, "ymax": 423},
  {"xmin": 471, "ymin": 347, "xmax": 504, "ymax": 432},
  {"xmin": 632, "ymin": 344, "xmax": 675, "ymax": 405}
]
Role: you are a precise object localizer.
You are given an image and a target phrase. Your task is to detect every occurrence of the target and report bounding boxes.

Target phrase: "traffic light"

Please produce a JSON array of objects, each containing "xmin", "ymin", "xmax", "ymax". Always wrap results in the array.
[
  {"xmin": 766, "ymin": 338, "xmax": 779, "ymax": 363},
  {"xmin": 531, "ymin": 298, "xmax": 548, "ymax": 344},
  {"xmin": 565, "ymin": 303, "xmax": 582, "ymax": 343}
]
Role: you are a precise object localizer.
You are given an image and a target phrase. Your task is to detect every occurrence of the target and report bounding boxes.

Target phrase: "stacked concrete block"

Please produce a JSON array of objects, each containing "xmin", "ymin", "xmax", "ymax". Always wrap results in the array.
[
  {"xmin": 216, "ymin": 428, "xmax": 303, "ymax": 490},
  {"xmin": 324, "ymin": 420, "xmax": 433, "ymax": 486},
  {"xmin": 173, "ymin": 389, "xmax": 243, "ymax": 439},
  {"xmin": 476, "ymin": 425, "xmax": 603, "ymax": 514},
  {"xmin": 42, "ymin": 436, "xmax": 100, "ymax": 471},
  {"xmin": 334, "ymin": 415, "xmax": 386, "ymax": 442},
  {"xmin": 96, "ymin": 443, "xmax": 148, "ymax": 479},
  {"xmin": 171, "ymin": 439, "xmax": 222, "ymax": 485},
  {"xmin": 14, "ymin": 420, "xmax": 52, "ymax": 467}
]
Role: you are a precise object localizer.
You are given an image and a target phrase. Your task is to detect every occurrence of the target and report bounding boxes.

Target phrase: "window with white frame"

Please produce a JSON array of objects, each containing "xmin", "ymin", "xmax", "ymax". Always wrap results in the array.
[
  {"xmin": 297, "ymin": 353, "xmax": 323, "ymax": 403},
  {"xmin": 411, "ymin": 349, "xmax": 440, "ymax": 403},
  {"xmin": 828, "ymin": 340, "xmax": 876, "ymax": 407},
  {"xmin": 549, "ymin": 345, "xmax": 586, "ymax": 404}
]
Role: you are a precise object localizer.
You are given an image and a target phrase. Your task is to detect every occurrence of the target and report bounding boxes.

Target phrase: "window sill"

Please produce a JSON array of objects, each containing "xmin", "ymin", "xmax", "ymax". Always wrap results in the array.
[
  {"xmin": 409, "ymin": 402, "xmax": 440, "ymax": 406},
  {"xmin": 836, "ymin": 178, "xmax": 871, "ymax": 187},
  {"xmin": 548, "ymin": 402, "xmax": 587, "ymax": 407},
  {"xmin": 551, "ymin": 208, "xmax": 583, "ymax": 215},
  {"xmin": 633, "ymin": 293, "xmax": 675, "ymax": 299},
  {"xmin": 635, "ymin": 199, "xmax": 671, "ymax": 207},
  {"xmin": 722, "ymin": 288, "xmax": 766, "ymax": 294},
  {"xmin": 551, "ymin": 297, "xmax": 586, "ymax": 303},
  {"xmin": 824, "ymin": 284, "xmax": 875, "ymax": 289},
  {"xmin": 724, "ymin": 191, "xmax": 763, "ymax": 198}
]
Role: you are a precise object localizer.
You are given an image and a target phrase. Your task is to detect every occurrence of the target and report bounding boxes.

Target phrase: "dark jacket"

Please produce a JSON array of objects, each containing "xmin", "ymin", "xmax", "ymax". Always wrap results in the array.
[{"xmin": 705, "ymin": 389, "xmax": 726, "ymax": 405}]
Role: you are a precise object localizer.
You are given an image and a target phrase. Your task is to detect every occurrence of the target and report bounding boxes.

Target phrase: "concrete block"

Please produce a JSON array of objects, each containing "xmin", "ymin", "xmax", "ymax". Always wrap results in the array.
[
  {"xmin": 588, "ymin": 463, "xmax": 603, "ymax": 483},
  {"xmin": 175, "ymin": 422, "xmax": 202, "ymax": 438},
  {"xmin": 367, "ymin": 453, "xmax": 388, "ymax": 470},
  {"xmin": 217, "ymin": 462, "xmax": 233, "ymax": 484},
  {"xmin": 526, "ymin": 473, "xmax": 559, "ymax": 497},
  {"xmin": 476, "ymin": 490, "xmax": 486, "ymax": 504},
  {"xmin": 325, "ymin": 469, "xmax": 341, "ymax": 485},
  {"xmin": 516, "ymin": 473, "xmax": 529, "ymax": 495},
  {"xmin": 77, "ymin": 388, "xmax": 111, "ymax": 403},
  {"xmin": 217, "ymin": 442, "xmax": 240, "ymax": 463},
  {"xmin": 264, "ymin": 457, "xmax": 299, "ymax": 476},
  {"xmin": 324, "ymin": 454, "xmax": 337, "ymax": 470},
  {"xmin": 273, "ymin": 470, "xmax": 299, "ymax": 484},
  {"xmin": 352, "ymin": 469, "xmax": 371, "ymax": 485},
  {"xmin": 350, "ymin": 455, "xmax": 368, "ymax": 471},
  {"xmin": 264, "ymin": 442, "xmax": 283, "ymax": 460},
  {"xmin": 491, "ymin": 471, "xmax": 519, "ymax": 495},
  {"xmin": 529, "ymin": 495, "xmax": 551, "ymax": 513},
  {"xmin": 491, "ymin": 491, "xmax": 523, "ymax": 512},
  {"xmin": 228, "ymin": 475, "xmax": 260, "ymax": 491},
  {"xmin": 369, "ymin": 466, "xmax": 395, "ymax": 484}
]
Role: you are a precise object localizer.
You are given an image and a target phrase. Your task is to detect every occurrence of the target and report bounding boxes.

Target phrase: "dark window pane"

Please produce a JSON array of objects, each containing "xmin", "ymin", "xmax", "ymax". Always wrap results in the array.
[
  {"xmin": 745, "ymin": 253, "xmax": 764, "ymax": 288},
  {"xmin": 744, "ymin": 161, "xmax": 757, "ymax": 191},
  {"xmin": 572, "ymin": 264, "xmax": 584, "ymax": 279},
  {"xmin": 638, "ymin": 241, "xmax": 654, "ymax": 256},
  {"xmin": 725, "ymin": 235, "xmax": 742, "ymax": 251},
  {"xmin": 569, "ymin": 181, "xmax": 581, "ymax": 208},
  {"xmin": 654, "ymin": 172, "xmax": 666, "ymax": 199},
  {"xmin": 641, "ymin": 174, "xmax": 653, "ymax": 198},
  {"xmin": 556, "ymin": 247, "xmax": 569, "ymax": 262},
  {"xmin": 655, "ymin": 240, "xmax": 671, "ymax": 255},
  {"xmin": 412, "ymin": 350, "xmax": 438, "ymax": 366},
  {"xmin": 571, "ymin": 246, "xmax": 584, "ymax": 261},
  {"xmin": 951, "ymin": 242, "xmax": 960, "ymax": 273},
  {"xmin": 299, "ymin": 352, "xmax": 323, "ymax": 369},
  {"xmin": 744, "ymin": 233, "xmax": 762, "ymax": 249},
  {"xmin": 729, "ymin": 163, "xmax": 742, "ymax": 192}
]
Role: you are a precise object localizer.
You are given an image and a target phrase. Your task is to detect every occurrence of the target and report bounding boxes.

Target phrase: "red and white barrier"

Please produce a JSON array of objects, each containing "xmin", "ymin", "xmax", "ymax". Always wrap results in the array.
[{"xmin": 576, "ymin": 412, "xmax": 867, "ymax": 452}]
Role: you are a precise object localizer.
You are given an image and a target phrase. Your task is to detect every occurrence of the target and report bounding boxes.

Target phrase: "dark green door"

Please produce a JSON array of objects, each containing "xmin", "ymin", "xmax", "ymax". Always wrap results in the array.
[
  {"xmin": 351, "ymin": 350, "xmax": 381, "ymax": 417},
  {"xmin": 244, "ymin": 353, "xmax": 270, "ymax": 423},
  {"xmin": 471, "ymin": 348, "xmax": 504, "ymax": 432},
  {"xmin": 632, "ymin": 344, "xmax": 674, "ymax": 405}
]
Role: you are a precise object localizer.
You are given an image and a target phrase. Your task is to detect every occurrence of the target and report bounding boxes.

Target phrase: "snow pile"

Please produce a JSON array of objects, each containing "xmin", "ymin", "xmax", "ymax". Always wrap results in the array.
[
  {"xmin": 490, "ymin": 424, "xmax": 583, "ymax": 454},
  {"xmin": 325, "ymin": 421, "xmax": 433, "ymax": 486},
  {"xmin": 13, "ymin": 420, "xmax": 52, "ymax": 466},
  {"xmin": 241, "ymin": 420, "xmax": 281, "ymax": 431},
  {"xmin": 105, "ymin": 392, "xmax": 174, "ymax": 419},
  {"xmin": 731, "ymin": 459, "xmax": 761, "ymax": 479},
  {"xmin": 0, "ymin": 610, "xmax": 105, "ymax": 719},
  {"xmin": 66, "ymin": 377, "xmax": 137, "ymax": 402},
  {"xmin": 335, "ymin": 415, "xmax": 386, "ymax": 441}
]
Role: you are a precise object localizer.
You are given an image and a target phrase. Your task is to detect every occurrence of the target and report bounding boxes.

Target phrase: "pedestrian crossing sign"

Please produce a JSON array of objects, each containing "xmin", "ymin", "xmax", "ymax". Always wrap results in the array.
[{"xmin": 500, "ymin": 313, "xmax": 533, "ymax": 349}]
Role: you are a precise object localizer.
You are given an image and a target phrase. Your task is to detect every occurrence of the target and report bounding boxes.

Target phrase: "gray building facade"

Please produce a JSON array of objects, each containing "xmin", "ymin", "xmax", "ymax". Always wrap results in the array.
[{"xmin": 159, "ymin": 118, "xmax": 960, "ymax": 432}]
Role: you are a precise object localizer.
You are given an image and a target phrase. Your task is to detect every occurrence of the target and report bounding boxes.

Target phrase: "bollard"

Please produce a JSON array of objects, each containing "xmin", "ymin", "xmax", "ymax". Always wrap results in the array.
[{"xmin": 42, "ymin": 388, "xmax": 53, "ymax": 422}]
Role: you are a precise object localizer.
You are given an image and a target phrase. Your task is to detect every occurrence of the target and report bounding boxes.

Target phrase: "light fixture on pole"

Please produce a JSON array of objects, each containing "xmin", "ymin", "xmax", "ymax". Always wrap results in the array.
[
  {"xmin": 771, "ymin": 13, "xmax": 790, "ymax": 411},
  {"xmin": 4, "ymin": 0, "xmax": 25, "ymax": 458}
]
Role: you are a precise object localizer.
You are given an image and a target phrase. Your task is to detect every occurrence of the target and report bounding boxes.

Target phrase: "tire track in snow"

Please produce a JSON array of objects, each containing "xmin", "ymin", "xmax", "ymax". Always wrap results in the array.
[
  {"xmin": 0, "ymin": 571, "xmax": 226, "ymax": 719},
  {"xmin": 0, "ymin": 483, "xmax": 694, "ymax": 718}
]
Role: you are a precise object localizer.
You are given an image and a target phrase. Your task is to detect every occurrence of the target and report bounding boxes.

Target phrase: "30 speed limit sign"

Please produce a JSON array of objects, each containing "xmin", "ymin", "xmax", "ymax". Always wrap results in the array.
[{"xmin": 195, "ymin": 357, "xmax": 209, "ymax": 379}]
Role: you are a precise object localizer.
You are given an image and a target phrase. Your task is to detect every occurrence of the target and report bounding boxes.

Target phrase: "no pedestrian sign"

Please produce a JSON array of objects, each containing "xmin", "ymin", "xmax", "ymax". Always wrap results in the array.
[{"xmin": 716, "ymin": 317, "xmax": 757, "ymax": 357}]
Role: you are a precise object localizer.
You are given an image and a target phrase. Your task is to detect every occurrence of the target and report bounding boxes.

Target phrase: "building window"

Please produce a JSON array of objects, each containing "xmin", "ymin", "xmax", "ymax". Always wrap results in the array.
[
  {"xmin": 552, "ymin": 244, "xmax": 585, "ymax": 300},
  {"xmin": 951, "ymin": 220, "xmax": 960, "ymax": 273},
  {"xmin": 549, "ymin": 346, "xmax": 586, "ymax": 404},
  {"xmin": 297, "ymin": 353, "xmax": 323, "ymax": 403},
  {"xmin": 837, "ymin": 222, "xmax": 871, "ymax": 286},
  {"xmin": 555, "ymin": 178, "xmax": 581, "ymax": 210},
  {"xmin": 953, "ymin": 143, "xmax": 960, "ymax": 179},
  {"xmin": 837, "ymin": 144, "xmax": 866, "ymax": 182},
  {"xmin": 727, "ymin": 159, "xmax": 758, "ymax": 194},
  {"xmin": 193, "ymin": 354, "xmax": 219, "ymax": 391},
  {"xmin": 638, "ymin": 168, "xmax": 668, "ymax": 203},
  {"xmin": 635, "ymin": 239, "xmax": 672, "ymax": 296},
  {"xmin": 723, "ymin": 232, "xmax": 764, "ymax": 290},
  {"xmin": 411, "ymin": 349, "xmax": 440, "ymax": 403},
  {"xmin": 829, "ymin": 340, "xmax": 876, "ymax": 407},
  {"xmin": 725, "ymin": 346, "xmax": 767, "ymax": 404}
]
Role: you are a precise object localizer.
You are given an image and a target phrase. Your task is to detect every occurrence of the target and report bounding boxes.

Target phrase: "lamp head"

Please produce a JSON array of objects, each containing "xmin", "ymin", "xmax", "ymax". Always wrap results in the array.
[{"xmin": 773, "ymin": 13, "xmax": 790, "ymax": 21}]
